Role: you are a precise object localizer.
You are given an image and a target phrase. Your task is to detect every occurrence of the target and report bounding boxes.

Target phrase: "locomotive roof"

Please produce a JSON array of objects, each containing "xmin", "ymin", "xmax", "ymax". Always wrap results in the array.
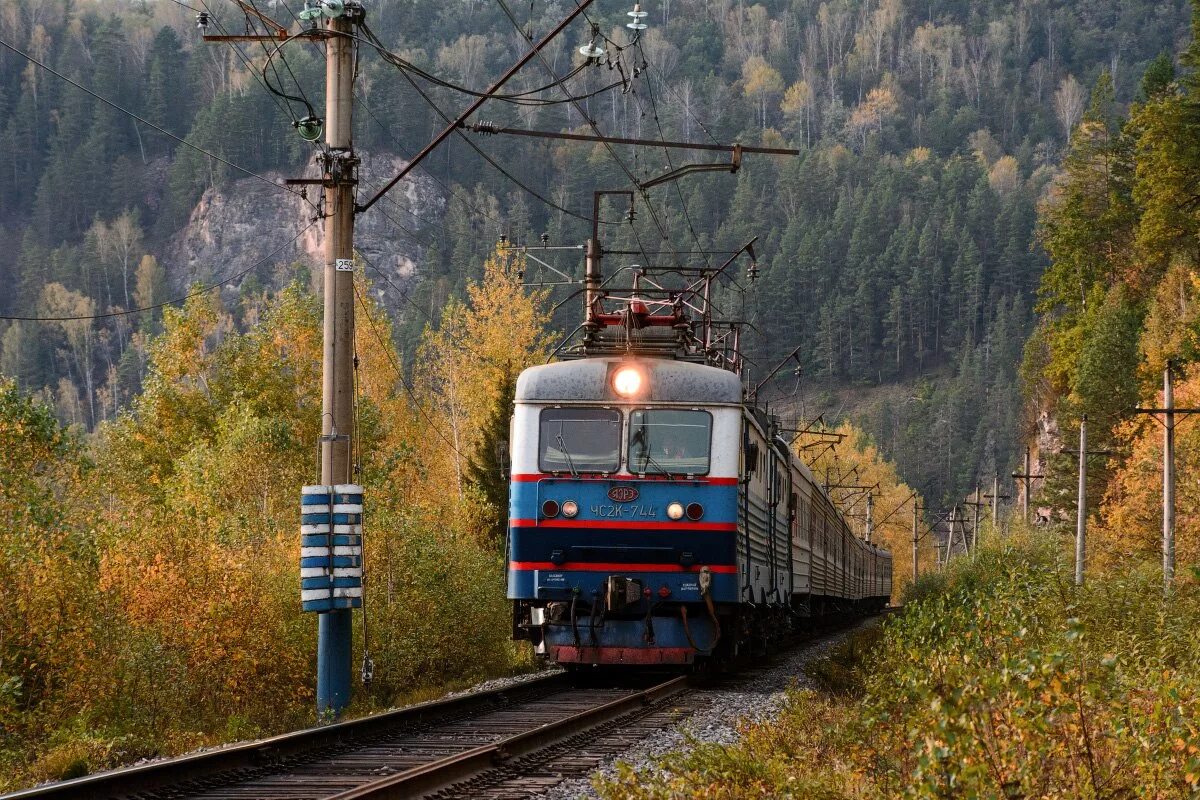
[{"xmin": 516, "ymin": 356, "xmax": 743, "ymax": 404}]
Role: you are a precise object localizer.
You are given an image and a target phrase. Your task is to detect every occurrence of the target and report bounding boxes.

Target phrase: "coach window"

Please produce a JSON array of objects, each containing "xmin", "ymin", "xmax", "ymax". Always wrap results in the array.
[
  {"xmin": 539, "ymin": 407, "xmax": 622, "ymax": 473},
  {"xmin": 628, "ymin": 409, "xmax": 712, "ymax": 475}
]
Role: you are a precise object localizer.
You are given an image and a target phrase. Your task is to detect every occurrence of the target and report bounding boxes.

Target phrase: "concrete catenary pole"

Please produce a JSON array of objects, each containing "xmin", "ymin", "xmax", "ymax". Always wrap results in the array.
[
  {"xmin": 317, "ymin": 10, "xmax": 359, "ymax": 718},
  {"xmin": 1163, "ymin": 362, "xmax": 1175, "ymax": 594},
  {"xmin": 1075, "ymin": 415, "xmax": 1087, "ymax": 586},
  {"xmin": 991, "ymin": 475, "xmax": 998, "ymax": 531},
  {"xmin": 971, "ymin": 485, "xmax": 980, "ymax": 556},
  {"xmin": 1022, "ymin": 447, "xmax": 1030, "ymax": 524},
  {"xmin": 865, "ymin": 491, "xmax": 874, "ymax": 543},
  {"xmin": 911, "ymin": 500, "xmax": 919, "ymax": 585}
]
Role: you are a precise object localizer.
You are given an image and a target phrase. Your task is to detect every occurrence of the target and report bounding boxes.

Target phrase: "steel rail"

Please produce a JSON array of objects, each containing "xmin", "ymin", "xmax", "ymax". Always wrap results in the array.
[
  {"xmin": 0, "ymin": 673, "xmax": 572, "ymax": 800},
  {"xmin": 326, "ymin": 675, "xmax": 691, "ymax": 799}
]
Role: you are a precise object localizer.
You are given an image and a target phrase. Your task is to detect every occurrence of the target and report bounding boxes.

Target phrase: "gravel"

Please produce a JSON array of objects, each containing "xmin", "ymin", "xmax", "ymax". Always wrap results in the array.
[
  {"xmin": 535, "ymin": 618, "xmax": 879, "ymax": 800},
  {"xmin": 440, "ymin": 665, "xmax": 564, "ymax": 699}
]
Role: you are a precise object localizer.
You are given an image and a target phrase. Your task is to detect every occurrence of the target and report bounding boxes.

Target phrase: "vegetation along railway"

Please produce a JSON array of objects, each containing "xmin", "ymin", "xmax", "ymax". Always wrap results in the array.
[
  {"xmin": 2, "ymin": 617, "xmax": 883, "ymax": 800},
  {"xmin": 3, "ymin": 209, "xmax": 894, "ymax": 800}
]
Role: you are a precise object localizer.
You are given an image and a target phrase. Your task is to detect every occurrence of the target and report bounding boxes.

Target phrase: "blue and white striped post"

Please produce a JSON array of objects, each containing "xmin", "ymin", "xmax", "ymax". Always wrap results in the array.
[{"xmin": 302, "ymin": 484, "xmax": 363, "ymax": 716}]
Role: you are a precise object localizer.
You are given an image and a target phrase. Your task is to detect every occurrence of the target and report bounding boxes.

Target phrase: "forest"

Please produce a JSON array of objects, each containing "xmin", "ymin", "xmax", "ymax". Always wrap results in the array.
[
  {"xmin": 0, "ymin": 0, "xmax": 1190, "ymax": 504},
  {"xmin": 2, "ymin": 0, "xmax": 1200, "ymax": 787}
]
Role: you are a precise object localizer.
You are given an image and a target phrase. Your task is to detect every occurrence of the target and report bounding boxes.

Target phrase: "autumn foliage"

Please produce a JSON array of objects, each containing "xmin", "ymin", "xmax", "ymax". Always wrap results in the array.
[
  {"xmin": 597, "ymin": 533, "xmax": 1200, "ymax": 799},
  {"xmin": 0, "ymin": 251, "xmax": 543, "ymax": 788}
]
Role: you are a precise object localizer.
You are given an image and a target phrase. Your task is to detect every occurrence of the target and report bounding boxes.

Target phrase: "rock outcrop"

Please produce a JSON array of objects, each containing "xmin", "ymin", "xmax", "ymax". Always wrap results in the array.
[{"xmin": 165, "ymin": 151, "xmax": 443, "ymax": 312}]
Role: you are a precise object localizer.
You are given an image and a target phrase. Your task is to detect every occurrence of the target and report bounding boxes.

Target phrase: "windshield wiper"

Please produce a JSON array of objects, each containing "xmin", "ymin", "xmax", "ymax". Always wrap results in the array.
[
  {"xmin": 631, "ymin": 427, "xmax": 674, "ymax": 476},
  {"xmin": 556, "ymin": 431, "xmax": 580, "ymax": 478}
]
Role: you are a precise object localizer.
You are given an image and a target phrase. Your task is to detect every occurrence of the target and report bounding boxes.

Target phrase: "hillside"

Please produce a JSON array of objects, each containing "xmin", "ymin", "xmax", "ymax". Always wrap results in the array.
[{"xmin": 0, "ymin": 0, "xmax": 1190, "ymax": 501}]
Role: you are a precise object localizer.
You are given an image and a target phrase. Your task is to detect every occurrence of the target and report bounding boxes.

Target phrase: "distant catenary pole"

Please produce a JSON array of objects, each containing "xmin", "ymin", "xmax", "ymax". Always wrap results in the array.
[
  {"xmin": 1163, "ymin": 363, "xmax": 1175, "ymax": 594},
  {"xmin": 1075, "ymin": 416, "xmax": 1087, "ymax": 586}
]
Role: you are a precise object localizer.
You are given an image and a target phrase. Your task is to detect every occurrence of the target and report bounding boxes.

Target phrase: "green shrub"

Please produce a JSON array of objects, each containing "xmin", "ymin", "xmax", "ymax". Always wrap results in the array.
[
  {"xmin": 597, "ymin": 534, "xmax": 1200, "ymax": 799},
  {"xmin": 804, "ymin": 624, "xmax": 886, "ymax": 698}
]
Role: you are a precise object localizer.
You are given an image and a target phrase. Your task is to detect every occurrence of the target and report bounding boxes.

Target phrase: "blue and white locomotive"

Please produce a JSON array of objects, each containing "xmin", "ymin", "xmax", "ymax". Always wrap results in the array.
[{"xmin": 506, "ymin": 260, "xmax": 892, "ymax": 667}]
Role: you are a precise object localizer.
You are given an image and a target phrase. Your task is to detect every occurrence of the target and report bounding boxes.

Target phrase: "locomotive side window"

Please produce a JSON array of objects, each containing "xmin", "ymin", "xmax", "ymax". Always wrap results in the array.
[
  {"xmin": 628, "ymin": 409, "xmax": 712, "ymax": 475},
  {"xmin": 538, "ymin": 407, "xmax": 622, "ymax": 473}
]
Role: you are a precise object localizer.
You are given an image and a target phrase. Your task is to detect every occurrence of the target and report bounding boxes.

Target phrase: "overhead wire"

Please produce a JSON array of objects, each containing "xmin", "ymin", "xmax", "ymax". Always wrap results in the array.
[
  {"xmin": 189, "ymin": 0, "xmax": 302, "ymax": 125},
  {"xmin": 634, "ymin": 40, "xmax": 713, "ymax": 271},
  {"xmin": 0, "ymin": 36, "xmax": 316, "ymax": 209},
  {"xmin": 260, "ymin": 0, "xmax": 501, "ymax": 233},
  {"xmin": 352, "ymin": 282, "xmax": 472, "ymax": 461},
  {"xmin": 193, "ymin": 2, "xmax": 447, "ymax": 252},
  {"xmin": 245, "ymin": 0, "xmax": 319, "ymax": 122},
  {"xmin": 491, "ymin": 0, "xmax": 681, "ymax": 267},
  {"xmin": 643, "ymin": 60, "xmax": 723, "ymax": 147},
  {"xmin": 197, "ymin": 2, "xmax": 463, "ymax": 251},
  {"xmin": 0, "ymin": 220, "xmax": 320, "ymax": 321},
  {"xmin": 196, "ymin": 3, "xmax": 553, "ymax": 280},
  {"xmin": 358, "ymin": 22, "xmax": 599, "ymax": 225}
]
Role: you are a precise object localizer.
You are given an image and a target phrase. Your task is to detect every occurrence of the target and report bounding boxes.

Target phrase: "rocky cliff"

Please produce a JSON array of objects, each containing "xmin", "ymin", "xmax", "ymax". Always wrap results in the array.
[{"xmin": 165, "ymin": 151, "xmax": 443, "ymax": 312}]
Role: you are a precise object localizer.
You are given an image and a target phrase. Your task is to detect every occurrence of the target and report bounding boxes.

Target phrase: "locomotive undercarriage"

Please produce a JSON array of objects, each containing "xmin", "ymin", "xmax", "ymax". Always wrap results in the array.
[{"xmin": 512, "ymin": 588, "xmax": 885, "ymax": 669}]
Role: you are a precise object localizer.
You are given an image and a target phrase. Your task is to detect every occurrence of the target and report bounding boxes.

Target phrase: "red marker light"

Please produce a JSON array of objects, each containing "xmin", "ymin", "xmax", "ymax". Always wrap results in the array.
[{"xmin": 657, "ymin": 585, "xmax": 672, "ymax": 598}]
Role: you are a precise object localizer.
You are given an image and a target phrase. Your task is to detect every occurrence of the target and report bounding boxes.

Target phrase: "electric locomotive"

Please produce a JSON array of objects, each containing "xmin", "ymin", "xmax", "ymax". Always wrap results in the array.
[{"xmin": 506, "ymin": 255, "xmax": 892, "ymax": 667}]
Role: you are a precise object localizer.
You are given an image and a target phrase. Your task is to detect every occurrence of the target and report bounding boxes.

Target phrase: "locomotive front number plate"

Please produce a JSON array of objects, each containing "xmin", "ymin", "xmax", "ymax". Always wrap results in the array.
[{"xmin": 608, "ymin": 485, "xmax": 639, "ymax": 503}]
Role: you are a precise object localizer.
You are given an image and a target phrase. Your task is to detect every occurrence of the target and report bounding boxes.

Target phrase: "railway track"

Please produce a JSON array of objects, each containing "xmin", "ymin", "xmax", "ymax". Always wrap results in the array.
[
  {"xmin": 3, "ymin": 672, "xmax": 696, "ymax": 800},
  {"xmin": 6, "ymin": 616, "xmax": 889, "ymax": 800}
]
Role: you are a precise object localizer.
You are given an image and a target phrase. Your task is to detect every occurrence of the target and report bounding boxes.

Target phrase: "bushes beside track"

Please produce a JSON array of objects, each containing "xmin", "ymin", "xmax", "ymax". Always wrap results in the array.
[{"xmin": 596, "ymin": 532, "xmax": 1200, "ymax": 798}]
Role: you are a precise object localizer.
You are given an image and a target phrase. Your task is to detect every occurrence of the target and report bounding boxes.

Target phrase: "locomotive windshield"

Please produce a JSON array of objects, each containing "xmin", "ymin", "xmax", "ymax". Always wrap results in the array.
[
  {"xmin": 628, "ymin": 409, "xmax": 712, "ymax": 475},
  {"xmin": 538, "ymin": 408, "xmax": 622, "ymax": 473}
]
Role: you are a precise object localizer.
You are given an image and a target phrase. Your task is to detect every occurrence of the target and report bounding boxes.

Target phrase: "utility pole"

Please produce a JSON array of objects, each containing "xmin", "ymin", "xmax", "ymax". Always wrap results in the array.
[
  {"xmin": 317, "ymin": 7, "xmax": 361, "ymax": 719},
  {"xmin": 1163, "ymin": 366, "xmax": 1175, "ymax": 593},
  {"xmin": 911, "ymin": 500, "xmax": 919, "ymax": 584},
  {"xmin": 946, "ymin": 507, "xmax": 956, "ymax": 563},
  {"xmin": 865, "ymin": 491, "xmax": 874, "ymax": 543},
  {"xmin": 1011, "ymin": 448, "xmax": 1043, "ymax": 525},
  {"xmin": 1134, "ymin": 361, "xmax": 1200, "ymax": 595},
  {"xmin": 200, "ymin": 0, "xmax": 366, "ymax": 722},
  {"xmin": 1075, "ymin": 416, "xmax": 1087, "ymax": 586},
  {"xmin": 1021, "ymin": 449, "xmax": 1030, "ymax": 523},
  {"xmin": 992, "ymin": 475, "xmax": 998, "ymax": 530},
  {"xmin": 962, "ymin": 486, "xmax": 989, "ymax": 556}
]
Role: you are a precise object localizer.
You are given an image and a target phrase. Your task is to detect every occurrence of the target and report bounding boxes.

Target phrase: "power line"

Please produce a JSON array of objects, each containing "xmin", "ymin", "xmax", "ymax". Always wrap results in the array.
[
  {"xmin": 260, "ymin": 1, "xmax": 494, "ymax": 236},
  {"xmin": 352, "ymin": 283, "xmax": 471, "ymax": 461},
  {"xmin": 0, "ymin": 37, "xmax": 315, "ymax": 209},
  {"xmin": 358, "ymin": 23, "xmax": 597, "ymax": 224},
  {"xmin": 1, "ymin": 220, "xmax": 319, "ymax": 321},
  {"xmin": 492, "ymin": 0, "xmax": 680, "ymax": 266},
  {"xmin": 191, "ymin": 0, "xmax": 300, "ymax": 124},
  {"xmin": 643, "ymin": 59, "xmax": 723, "ymax": 147},
  {"xmin": 267, "ymin": 3, "xmax": 512, "ymax": 234},
  {"xmin": 635, "ymin": 40, "xmax": 712, "ymax": 270},
  {"xmin": 246, "ymin": 0, "xmax": 317, "ymax": 119}
]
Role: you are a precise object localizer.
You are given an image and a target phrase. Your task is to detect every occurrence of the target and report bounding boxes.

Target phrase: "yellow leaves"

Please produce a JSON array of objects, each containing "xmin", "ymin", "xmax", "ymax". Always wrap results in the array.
[
  {"xmin": 796, "ymin": 421, "xmax": 924, "ymax": 600},
  {"xmin": 1096, "ymin": 367, "xmax": 1200, "ymax": 573},
  {"xmin": 741, "ymin": 55, "xmax": 783, "ymax": 99},
  {"xmin": 780, "ymin": 80, "xmax": 812, "ymax": 117}
]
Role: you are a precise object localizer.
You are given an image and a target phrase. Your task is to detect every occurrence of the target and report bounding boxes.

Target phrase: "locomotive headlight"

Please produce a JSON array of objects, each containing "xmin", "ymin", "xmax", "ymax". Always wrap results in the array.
[
  {"xmin": 561, "ymin": 500, "xmax": 579, "ymax": 518},
  {"xmin": 667, "ymin": 501, "xmax": 685, "ymax": 520},
  {"xmin": 612, "ymin": 365, "xmax": 644, "ymax": 397}
]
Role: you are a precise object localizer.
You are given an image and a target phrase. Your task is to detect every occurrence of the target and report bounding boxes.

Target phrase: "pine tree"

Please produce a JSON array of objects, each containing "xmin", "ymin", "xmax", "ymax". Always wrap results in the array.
[{"xmin": 467, "ymin": 373, "xmax": 514, "ymax": 543}]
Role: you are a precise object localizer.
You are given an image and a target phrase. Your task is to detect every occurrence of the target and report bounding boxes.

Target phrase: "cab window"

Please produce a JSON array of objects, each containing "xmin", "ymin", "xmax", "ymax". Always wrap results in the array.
[
  {"xmin": 538, "ymin": 407, "xmax": 621, "ymax": 473},
  {"xmin": 627, "ymin": 409, "xmax": 712, "ymax": 475}
]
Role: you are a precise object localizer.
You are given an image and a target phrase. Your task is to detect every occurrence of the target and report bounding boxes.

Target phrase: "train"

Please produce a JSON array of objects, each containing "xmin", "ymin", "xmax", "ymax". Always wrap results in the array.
[{"xmin": 505, "ymin": 346, "xmax": 893, "ymax": 668}]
